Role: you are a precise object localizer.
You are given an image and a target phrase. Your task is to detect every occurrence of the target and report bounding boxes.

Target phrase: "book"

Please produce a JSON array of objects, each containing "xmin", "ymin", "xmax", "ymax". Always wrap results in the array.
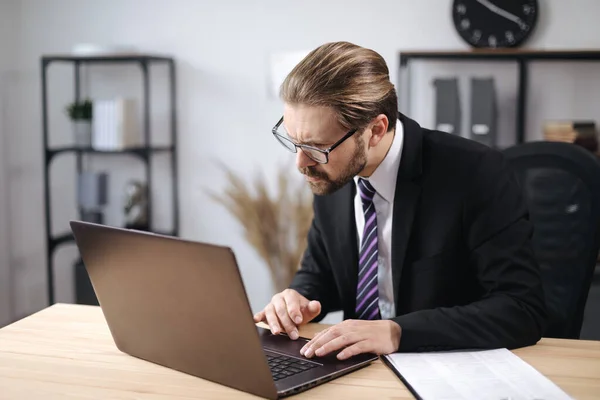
[{"xmin": 92, "ymin": 98, "xmax": 141, "ymax": 150}]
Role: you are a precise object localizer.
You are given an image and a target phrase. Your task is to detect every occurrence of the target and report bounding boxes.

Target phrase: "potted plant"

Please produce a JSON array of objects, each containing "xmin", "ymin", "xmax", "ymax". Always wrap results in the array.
[
  {"xmin": 66, "ymin": 99, "xmax": 93, "ymax": 147},
  {"xmin": 209, "ymin": 164, "xmax": 314, "ymax": 292}
]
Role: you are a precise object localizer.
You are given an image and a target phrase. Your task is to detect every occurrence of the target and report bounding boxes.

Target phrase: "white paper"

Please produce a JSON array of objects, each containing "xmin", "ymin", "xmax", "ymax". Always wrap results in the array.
[{"xmin": 384, "ymin": 348, "xmax": 573, "ymax": 400}]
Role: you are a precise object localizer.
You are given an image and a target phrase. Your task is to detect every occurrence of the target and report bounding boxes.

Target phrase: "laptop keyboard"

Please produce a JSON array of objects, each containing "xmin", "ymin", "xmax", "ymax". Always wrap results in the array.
[{"xmin": 265, "ymin": 352, "xmax": 319, "ymax": 381}]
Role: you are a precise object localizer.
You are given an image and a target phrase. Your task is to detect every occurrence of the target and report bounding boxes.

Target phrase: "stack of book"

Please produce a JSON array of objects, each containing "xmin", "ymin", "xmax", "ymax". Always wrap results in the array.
[
  {"xmin": 543, "ymin": 120, "xmax": 598, "ymax": 154},
  {"xmin": 92, "ymin": 98, "xmax": 141, "ymax": 150}
]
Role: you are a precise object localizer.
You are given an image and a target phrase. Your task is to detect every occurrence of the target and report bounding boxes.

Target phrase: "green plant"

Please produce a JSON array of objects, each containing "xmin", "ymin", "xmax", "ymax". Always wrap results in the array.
[{"xmin": 65, "ymin": 99, "xmax": 93, "ymax": 121}]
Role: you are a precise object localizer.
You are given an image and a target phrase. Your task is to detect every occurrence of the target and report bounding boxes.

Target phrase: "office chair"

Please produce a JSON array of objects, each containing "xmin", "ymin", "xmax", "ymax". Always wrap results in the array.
[{"xmin": 503, "ymin": 141, "xmax": 600, "ymax": 339}]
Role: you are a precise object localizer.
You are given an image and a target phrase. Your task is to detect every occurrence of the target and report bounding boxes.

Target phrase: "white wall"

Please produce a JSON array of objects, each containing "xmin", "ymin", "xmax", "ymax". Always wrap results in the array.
[
  {"xmin": 0, "ymin": 0, "xmax": 19, "ymax": 326},
  {"xmin": 5, "ymin": 0, "xmax": 600, "ymax": 321}
]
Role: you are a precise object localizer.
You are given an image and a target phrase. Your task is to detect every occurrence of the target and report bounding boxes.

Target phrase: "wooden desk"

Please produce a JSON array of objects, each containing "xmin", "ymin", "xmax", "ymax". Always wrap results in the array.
[{"xmin": 0, "ymin": 304, "xmax": 599, "ymax": 399}]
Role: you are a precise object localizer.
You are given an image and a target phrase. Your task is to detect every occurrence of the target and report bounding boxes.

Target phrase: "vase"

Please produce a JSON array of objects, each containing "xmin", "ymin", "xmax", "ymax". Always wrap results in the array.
[{"xmin": 73, "ymin": 120, "xmax": 92, "ymax": 148}]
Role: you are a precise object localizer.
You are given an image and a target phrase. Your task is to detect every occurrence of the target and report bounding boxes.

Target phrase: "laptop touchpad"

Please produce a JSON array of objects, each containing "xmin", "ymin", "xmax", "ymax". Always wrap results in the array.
[{"xmin": 257, "ymin": 326, "xmax": 339, "ymax": 363}]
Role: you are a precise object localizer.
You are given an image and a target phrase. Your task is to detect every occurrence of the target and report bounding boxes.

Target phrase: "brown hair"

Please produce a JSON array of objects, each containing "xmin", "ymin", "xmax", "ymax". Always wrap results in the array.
[{"xmin": 280, "ymin": 41, "xmax": 397, "ymax": 133}]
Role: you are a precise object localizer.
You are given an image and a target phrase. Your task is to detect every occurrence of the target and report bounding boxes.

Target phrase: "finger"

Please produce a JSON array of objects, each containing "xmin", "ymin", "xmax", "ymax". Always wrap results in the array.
[
  {"xmin": 301, "ymin": 326, "xmax": 330, "ymax": 354},
  {"xmin": 337, "ymin": 340, "xmax": 370, "ymax": 360},
  {"xmin": 264, "ymin": 304, "xmax": 282, "ymax": 335},
  {"xmin": 274, "ymin": 297, "xmax": 299, "ymax": 340},
  {"xmin": 302, "ymin": 326, "xmax": 345, "ymax": 358},
  {"xmin": 253, "ymin": 310, "xmax": 265, "ymax": 323},
  {"xmin": 302, "ymin": 320, "xmax": 361, "ymax": 357},
  {"xmin": 314, "ymin": 331, "xmax": 360, "ymax": 358},
  {"xmin": 303, "ymin": 300, "xmax": 321, "ymax": 322},
  {"xmin": 284, "ymin": 292, "xmax": 303, "ymax": 325}
]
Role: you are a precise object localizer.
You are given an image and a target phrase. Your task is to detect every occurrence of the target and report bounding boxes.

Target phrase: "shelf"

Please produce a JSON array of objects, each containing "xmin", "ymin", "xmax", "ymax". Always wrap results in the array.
[
  {"xmin": 49, "ymin": 232, "xmax": 75, "ymax": 252},
  {"xmin": 46, "ymin": 145, "xmax": 174, "ymax": 163},
  {"xmin": 42, "ymin": 54, "xmax": 173, "ymax": 64},
  {"xmin": 398, "ymin": 48, "xmax": 600, "ymax": 145},
  {"xmin": 399, "ymin": 49, "xmax": 600, "ymax": 65},
  {"xmin": 41, "ymin": 53, "xmax": 179, "ymax": 305}
]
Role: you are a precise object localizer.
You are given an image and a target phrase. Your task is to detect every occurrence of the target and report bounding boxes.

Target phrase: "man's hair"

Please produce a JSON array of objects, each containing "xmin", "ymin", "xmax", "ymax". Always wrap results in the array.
[{"xmin": 280, "ymin": 41, "xmax": 398, "ymax": 133}]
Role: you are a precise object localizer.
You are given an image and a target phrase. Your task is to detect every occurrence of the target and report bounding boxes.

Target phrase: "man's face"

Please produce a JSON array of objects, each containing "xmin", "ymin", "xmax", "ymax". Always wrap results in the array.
[{"xmin": 282, "ymin": 104, "xmax": 367, "ymax": 196}]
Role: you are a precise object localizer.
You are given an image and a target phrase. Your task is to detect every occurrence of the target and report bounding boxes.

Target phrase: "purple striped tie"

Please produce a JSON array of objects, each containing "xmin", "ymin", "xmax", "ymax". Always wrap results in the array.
[{"xmin": 355, "ymin": 178, "xmax": 381, "ymax": 320}]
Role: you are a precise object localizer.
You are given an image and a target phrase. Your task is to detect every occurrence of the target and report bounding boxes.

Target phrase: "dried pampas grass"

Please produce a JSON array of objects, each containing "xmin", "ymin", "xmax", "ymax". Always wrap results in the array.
[{"xmin": 209, "ymin": 164, "xmax": 314, "ymax": 292}]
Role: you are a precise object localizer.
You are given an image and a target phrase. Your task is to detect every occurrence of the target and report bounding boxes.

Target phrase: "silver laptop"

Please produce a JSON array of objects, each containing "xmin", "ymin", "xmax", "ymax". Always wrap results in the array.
[{"xmin": 70, "ymin": 220, "xmax": 378, "ymax": 399}]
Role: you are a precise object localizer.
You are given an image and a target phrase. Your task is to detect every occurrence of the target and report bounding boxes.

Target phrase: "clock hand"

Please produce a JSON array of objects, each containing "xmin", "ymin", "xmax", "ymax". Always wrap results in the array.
[{"xmin": 475, "ymin": 0, "xmax": 528, "ymax": 30}]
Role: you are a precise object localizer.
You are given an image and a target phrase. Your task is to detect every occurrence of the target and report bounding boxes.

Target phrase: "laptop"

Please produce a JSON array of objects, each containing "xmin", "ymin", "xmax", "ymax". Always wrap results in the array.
[{"xmin": 70, "ymin": 220, "xmax": 378, "ymax": 399}]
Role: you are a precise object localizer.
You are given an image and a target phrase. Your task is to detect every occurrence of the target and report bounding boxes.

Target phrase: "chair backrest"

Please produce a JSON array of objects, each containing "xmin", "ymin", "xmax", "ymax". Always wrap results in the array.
[{"xmin": 503, "ymin": 141, "xmax": 600, "ymax": 339}]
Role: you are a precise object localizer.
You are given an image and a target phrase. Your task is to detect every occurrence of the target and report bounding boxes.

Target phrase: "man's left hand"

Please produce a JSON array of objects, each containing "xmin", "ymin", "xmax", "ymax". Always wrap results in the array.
[{"xmin": 300, "ymin": 319, "xmax": 401, "ymax": 360}]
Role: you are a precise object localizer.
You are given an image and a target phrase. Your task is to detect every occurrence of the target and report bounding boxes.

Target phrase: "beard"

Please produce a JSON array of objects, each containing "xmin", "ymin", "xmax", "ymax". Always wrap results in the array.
[{"xmin": 300, "ymin": 141, "xmax": 367, "ymax": 196}]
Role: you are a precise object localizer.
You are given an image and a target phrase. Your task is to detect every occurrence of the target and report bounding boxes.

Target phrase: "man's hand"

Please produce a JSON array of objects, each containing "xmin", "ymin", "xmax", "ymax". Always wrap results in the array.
[
  {"xmin": 253, "ymin": 289, "xmax": 322, "ymax": 340},
  {"xmin": 300, "ymin": 319, "xmax": 401, "ymax": 360}
]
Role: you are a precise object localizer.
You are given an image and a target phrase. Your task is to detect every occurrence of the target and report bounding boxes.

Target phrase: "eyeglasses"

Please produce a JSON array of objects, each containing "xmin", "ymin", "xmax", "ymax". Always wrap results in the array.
[{"xmin": 271, "ymin": 116, "xmax": 358, "ymax": 164}]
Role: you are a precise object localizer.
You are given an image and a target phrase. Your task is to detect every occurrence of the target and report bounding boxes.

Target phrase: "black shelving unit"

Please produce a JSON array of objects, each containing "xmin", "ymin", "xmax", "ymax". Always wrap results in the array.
[
  {"xmin": 398, "ymin": 49, "xmax": 600, "ymax": 145},
  {"xmin": 41, "ymin": 54, "xmax": 180, "ymax": 305}
]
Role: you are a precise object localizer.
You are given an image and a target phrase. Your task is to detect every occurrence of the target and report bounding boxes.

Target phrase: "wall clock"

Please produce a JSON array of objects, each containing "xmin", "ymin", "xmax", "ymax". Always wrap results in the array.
[{"xmin": 452, "ymin": 0, "xmax": 539, "ymax": 48}]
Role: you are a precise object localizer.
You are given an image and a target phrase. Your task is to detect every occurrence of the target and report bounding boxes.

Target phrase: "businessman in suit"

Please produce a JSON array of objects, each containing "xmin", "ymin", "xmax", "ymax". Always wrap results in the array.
[{"xmin": 254, "ymin": 41, "xmax": 547, "ymax": 360}]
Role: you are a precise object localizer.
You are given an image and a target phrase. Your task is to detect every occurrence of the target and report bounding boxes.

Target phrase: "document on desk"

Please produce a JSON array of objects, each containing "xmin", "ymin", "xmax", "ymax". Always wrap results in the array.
[{"xmin": 383, "ymin": 348, "xmax": 573, "ymax": 400}]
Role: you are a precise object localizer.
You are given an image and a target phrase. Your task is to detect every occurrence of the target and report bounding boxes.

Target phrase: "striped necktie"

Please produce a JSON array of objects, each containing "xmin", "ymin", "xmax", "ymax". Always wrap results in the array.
[{"xmin": 355, "ymin": 178, "xmax": 381, "ymax": 320}]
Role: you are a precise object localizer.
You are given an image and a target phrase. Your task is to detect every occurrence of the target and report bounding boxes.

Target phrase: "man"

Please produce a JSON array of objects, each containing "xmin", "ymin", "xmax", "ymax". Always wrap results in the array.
[{"xmin": 254, "ymin": 41, "xmax": 547, "ymax": 360}]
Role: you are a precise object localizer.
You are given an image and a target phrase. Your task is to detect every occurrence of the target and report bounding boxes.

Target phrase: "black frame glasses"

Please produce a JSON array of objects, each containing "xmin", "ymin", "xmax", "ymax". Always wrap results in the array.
[{"xmin": 271, "ymin": 116, "xmax": 358, "ymax": 164}]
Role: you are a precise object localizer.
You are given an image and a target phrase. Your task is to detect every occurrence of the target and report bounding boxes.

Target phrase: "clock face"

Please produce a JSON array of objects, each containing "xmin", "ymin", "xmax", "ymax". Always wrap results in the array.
[{"xmin": 452, "ymin": 0, "xmax": 538, "ymax": 48}]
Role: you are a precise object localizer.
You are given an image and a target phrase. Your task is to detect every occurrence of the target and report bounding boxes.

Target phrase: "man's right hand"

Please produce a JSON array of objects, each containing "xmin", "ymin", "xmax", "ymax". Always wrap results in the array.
[{"xmin": 253, "ymin": 289, "xmax": 322, "ymax": 340}]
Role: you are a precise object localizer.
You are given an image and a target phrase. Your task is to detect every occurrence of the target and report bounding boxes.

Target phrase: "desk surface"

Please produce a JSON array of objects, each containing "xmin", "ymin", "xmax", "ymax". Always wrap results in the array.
[{"xmin": 0, "ymin": 304, "xmax": 599, "ymax": 399}]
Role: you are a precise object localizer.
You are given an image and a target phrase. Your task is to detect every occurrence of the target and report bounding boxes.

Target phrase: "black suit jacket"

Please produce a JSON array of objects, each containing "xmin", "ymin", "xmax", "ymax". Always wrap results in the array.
[{"xmin": 289, "ymin": 114, "xmax": 547, "ymax": 352}]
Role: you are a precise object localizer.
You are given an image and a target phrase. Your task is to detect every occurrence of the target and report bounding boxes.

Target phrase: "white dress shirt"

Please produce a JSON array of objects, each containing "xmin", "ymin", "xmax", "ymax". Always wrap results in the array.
[{"xmin": 353, "ymin": 120, "xmax": 404, "ymax": 319}]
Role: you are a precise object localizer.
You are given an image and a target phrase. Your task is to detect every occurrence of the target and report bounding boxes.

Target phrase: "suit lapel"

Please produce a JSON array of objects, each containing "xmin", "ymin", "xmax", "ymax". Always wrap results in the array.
[
  {"xmin": 332, "ymin": 182, "xmax": 359, "ymax": 316},
  {"xmin": 391, "ymin": 180, "xmax": 420, "ymax": 310},
  {"xmin": 391, "ymin": 114, "xmax": 423, "ymax": 311}
]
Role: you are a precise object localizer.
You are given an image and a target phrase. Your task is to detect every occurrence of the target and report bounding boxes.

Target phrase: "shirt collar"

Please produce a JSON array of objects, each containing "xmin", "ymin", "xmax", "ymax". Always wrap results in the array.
[{"xmin": 354, "ymin": 119, "xmax": 404, "ymax": 203}]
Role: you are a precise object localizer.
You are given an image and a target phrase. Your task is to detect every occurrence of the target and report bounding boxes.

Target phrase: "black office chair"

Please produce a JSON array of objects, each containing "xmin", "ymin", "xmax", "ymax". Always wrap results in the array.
[{"xmin": 503, "ymin": 141, "xmax": 600, "ymax": 339}]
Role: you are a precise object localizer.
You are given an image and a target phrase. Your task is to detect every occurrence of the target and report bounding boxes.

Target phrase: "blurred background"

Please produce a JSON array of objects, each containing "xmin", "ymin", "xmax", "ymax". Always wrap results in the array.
[{"xmin": 0, "ymin": 0, "xmax": 599, "ymax": 339}]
